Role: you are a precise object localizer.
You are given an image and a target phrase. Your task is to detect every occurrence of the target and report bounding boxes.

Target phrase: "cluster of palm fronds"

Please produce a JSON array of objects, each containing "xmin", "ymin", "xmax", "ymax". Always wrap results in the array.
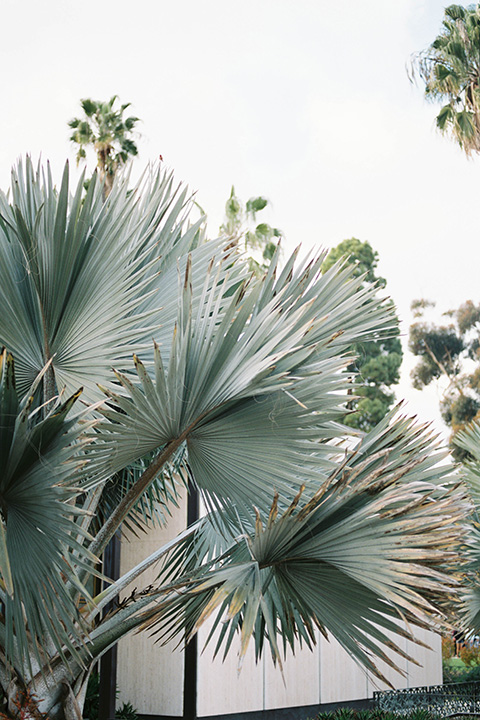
[
  {"xmin": 411, "ymin": 4, "xmax": 480, "ymax": 156},
  {"xmin": 0, "ymin": 158, "xmax": 474, "ymax": 718}
]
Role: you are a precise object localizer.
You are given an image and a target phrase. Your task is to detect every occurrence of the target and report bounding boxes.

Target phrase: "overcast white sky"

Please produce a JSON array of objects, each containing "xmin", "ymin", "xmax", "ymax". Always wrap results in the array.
[{"xmin": 2, "ymin": 0, "xmax": 477, "ymax": 438}]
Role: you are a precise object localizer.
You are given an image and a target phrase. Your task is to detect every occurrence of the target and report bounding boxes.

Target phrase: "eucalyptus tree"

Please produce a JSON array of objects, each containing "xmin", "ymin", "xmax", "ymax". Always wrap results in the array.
[
  {"xmin": 321, "ymin": 238, "xmax": 403, "ymax": 432},
  {"xmin": 409, "ymin": 299, "xmax": 480, "ymax": 461},
  {"xmin": 0, "ymin": 159, "xmax": 468, "ymax": 720},
  {"xmin": 69, "ymin": 96, "xmax": 139, "ymax": 197},
  {"xmin": 411, "ymin": 4, "xmax": 480, "ymax": 156}
]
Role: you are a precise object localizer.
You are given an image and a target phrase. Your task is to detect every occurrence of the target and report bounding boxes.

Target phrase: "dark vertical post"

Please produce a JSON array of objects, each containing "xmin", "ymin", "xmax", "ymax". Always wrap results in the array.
[
  {"xmin": 99, "ymin": 531, "xmax": 122, "ymax": 720},
  {"xmin": 183, "ymin": 485, "xmax": 199, "ymax": 720}
]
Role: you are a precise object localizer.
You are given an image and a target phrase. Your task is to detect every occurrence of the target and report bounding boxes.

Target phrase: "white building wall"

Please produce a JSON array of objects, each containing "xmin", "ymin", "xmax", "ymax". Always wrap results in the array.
[
  {"xmin": 365, "ymin": 622, "xmax": 408, "ymax": 696},
  {"xmin": 197, "ymin": 625, "xmax": 264, "ymax": 716},
  {"xmin": 117, "ymin": 498, "xmax": 188, "ymax": 716},
  {"xmin": 264, "ymin": 642, "xmax": 321, "ymax": 711},
  {"xmin": 406, "ymin": 627, "xmax": 443, "ymax": 689},
  {"xmin": 195, "ymin": 618, "xmax": 441, "ymax": 716},
  {"xmin": 319, "ymin": 634, "xmax": 368, "ymax": 704}
]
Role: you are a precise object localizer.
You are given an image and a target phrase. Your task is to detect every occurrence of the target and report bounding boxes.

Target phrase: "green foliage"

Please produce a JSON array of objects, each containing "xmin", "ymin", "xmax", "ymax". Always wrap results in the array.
[
  {"xmin": 83, "ymin": 672, "xmax": 100, "ymax": 720},
  {"xmin": 332, "ymin": 709, "xmax": 357, "ymax": 720},
  {"xmin": 321, "ymin": 238, "xmax": 402, "ymax": 432},
  {"xmin": 409, "ymin": 323, "xmax": 464, "ymax": 387},
  {"xmin": 83, "ymin": 672, "xmax": 139, "ymax": 720},
  {"xmin": 312, "ymin": 710, "xmax": 438, "ymax": 720},
  {"xmin": 411, "ymin": 4, "xmax": 480, "ymax": 156},
  {"xmin": 409, "ymin": 299, "xmax": 480, "ymax": 460},
  {"xmin": 441, "ymin": 634, "xmax": 480, "ymax": 683},
  {"xmin": 403, "ymin": 712, "xmax": 438, "ymax": 720},
  {"xmin": 321, "ymin": 238, "xmax": 385, "ymax": 287},
  {"xmin": 115, "ymin": 703, "xmax": 139, "ymax": 720},
  {"xmin": 219, "ymin": 186, "xmax": 282, "ymax": 275},
  {"xmin": 443, "ymin": 656, "xmax": 480, "ymax": 683}
]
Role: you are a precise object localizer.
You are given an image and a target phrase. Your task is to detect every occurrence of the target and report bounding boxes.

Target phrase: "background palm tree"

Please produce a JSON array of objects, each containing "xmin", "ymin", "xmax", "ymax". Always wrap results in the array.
[
  {"xmin": 0, "ymin": 158, "xmax": 468, "ymax": 720},
  {"xmin": 219, "ymin": 186, "xmax": 282, "ymax": 275},
  {"xmin": 411, "ymin": 4, "xmax": 480, "ymax": 156},
  {"xmin": 69, "ymin": 96, "xmax": 139, "ymax": 196}
]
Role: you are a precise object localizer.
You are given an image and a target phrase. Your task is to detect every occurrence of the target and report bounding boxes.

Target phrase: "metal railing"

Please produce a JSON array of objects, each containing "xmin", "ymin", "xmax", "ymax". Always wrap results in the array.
[{"xmin": 374, "ymin": 681, "xmax": 480, "ymax": 717}]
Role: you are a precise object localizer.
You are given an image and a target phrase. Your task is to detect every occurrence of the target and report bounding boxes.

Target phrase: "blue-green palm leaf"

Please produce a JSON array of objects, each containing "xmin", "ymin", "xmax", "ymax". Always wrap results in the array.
[
  {"xmin": 134, "ymin": 415, "xmax": 467, "ymax": 687},
  {"xmin": 0, "ymin": 350, "xmax": 99, "ymax": 669},
  {"xmin": 452, "ymin": 422, "xmax": 480, "ymax": 632},
  {"xmin": 0, "ymin": 159, "xmax": 234, "ymax": 403},
  {"xmin": 89, "ymin": 249, "xmax": 396, "ymax": 544},
  {"xmin": 0, "ymin": 156, "xmax": 466, "ymax": 701}
]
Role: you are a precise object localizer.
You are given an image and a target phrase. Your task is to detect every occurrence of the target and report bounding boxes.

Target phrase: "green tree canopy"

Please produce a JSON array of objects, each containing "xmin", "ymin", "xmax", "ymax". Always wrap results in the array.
[
  {"xmin": 409, "ymin": 299, "xmax": 480, "ymax": 460},
  {"xmin": 411, "ymin": 4, "xmax": 480, "ymax": 156},
  {"xmin": 321, "ymin": 238, "xmax": 403, "ymax": 432}
]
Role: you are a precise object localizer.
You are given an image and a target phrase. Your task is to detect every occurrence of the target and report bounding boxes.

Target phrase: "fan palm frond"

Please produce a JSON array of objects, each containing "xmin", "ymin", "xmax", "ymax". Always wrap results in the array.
[
  {"xmin": 132, "ymin": 414, "xmax": 467, "ymax": 687},
  {"xmin": 0, "ymin": 158, "xmax": 229, "ymax": 404},
  {"xmin": 0, "ymin": 349, "xmax": 100, "ymax": 669},
  {"xmin": 87, "ymin": 245, "xmax": 400, "ymax": 557},
  {"xmin": 452, "ymin": 422, "xmax": 480, "ymax": 632}
]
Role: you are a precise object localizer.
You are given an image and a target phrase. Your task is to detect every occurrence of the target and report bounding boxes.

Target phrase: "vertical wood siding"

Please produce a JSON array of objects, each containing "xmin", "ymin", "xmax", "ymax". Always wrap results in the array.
[{"xmin": 116, "ymin": 499, "xmax": 188, "ymax": 716}]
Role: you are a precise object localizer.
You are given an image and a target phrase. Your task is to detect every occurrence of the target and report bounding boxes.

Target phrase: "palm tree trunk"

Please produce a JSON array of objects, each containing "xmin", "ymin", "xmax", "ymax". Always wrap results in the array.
[
  {"xmin": 1, "ymin": 670, "xmax": 87, "ymax": 720},
  {"xmin": 98, "ymin": 531, "xmax": 122, "ymax": 720}
]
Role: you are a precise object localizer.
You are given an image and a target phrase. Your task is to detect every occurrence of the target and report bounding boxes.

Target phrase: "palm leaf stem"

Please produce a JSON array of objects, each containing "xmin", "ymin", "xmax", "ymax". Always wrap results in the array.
[
  {"xmin": 0, "ymin": 648, "xmax": 18, "ymax": 696},
  {"xmin": 40, "ymin": 310, "xmax": 56, "ymax": 403},
  {"xmin": 85, "ymin": 523, "xmax": 198, "ymax": 623},
  {"xmin": 27, "ymin": 594, "xmax": 165, "ymax": 704},
  {"xmin": 76, "ymin": 486, "xmax": 105, "ymax": 545},
  {"xmin": 28, "ymin": 641, "xmax": 81, "ymax": 690},
  {"xmin": 87, "ymin": 575, "xmax": 212, "ymax": 658},
  {"xmin": 81, "ymin": 595, "xmax": 160, "ymax": 663},
  {"xmin": 90, "ymin": 435, "xmax": 192, "ymax": 556}
]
